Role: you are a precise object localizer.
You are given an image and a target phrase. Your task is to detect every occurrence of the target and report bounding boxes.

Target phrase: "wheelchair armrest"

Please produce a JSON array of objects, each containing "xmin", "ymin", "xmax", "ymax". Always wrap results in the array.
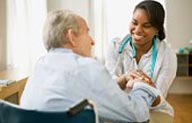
[{"xmin": 67, "ymin": 99, "xmax": 92, "ymax": 116}]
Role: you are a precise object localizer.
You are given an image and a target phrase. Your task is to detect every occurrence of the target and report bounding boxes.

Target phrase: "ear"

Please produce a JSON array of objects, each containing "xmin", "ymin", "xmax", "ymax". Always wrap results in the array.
[{"xmin": 66, "ymin": 29, "xmax": 76, "ymax": 47}]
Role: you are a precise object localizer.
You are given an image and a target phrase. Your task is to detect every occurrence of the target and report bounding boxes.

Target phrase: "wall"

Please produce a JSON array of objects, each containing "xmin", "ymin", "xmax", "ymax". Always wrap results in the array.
[
  {"xmin": 46, "ymin": 0, "xmax": 95, "ymax": 53},
  {"xmin": 47, "ymin": 0, "xmax": 90, "ymax": 24},
  {"xmin": 166, "ymin": 0, "xmax": 192, "ymax": 50},
  {"xmin": 0, "ymin": 0, "xmax": 7, "ymax": 70},
  {"xmin": 166, "ymin": 0, "xmax": 192, "ymax": 94}
]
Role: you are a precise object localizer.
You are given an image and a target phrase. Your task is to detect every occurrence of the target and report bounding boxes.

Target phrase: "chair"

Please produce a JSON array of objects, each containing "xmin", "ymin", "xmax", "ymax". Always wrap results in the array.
[{"xmin": 0, "ymin": 99, "xmax": 97, "ymax": 123}]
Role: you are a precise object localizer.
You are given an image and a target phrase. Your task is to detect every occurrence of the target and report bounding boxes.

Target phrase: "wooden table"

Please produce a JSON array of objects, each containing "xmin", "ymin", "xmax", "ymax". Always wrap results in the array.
[{"xmin": 0, "ymin": 69, "xmax": 28, "ymax": 104}]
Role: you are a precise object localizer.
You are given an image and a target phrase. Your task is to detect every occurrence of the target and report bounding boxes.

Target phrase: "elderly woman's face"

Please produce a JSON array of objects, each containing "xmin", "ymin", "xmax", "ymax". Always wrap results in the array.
[{"xmin": 129, "ymin": 8, "xmax": 158, "ymax": 47}]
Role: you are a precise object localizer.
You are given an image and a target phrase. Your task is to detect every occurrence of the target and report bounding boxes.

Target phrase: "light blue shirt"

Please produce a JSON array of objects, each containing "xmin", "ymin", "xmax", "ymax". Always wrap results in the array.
[{"xmin": 21, "ymin": 48, "xmax": 161, "ymax": 122}]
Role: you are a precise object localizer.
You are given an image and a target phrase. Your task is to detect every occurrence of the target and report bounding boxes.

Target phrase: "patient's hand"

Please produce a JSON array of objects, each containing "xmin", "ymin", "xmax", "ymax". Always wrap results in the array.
[
  {"xmin": 125, "ymin": 69, "xmax": 156, "ymax": 89},
  {"xmin": 117, "ymin": 69, "xmax": 156, "ymax": 90},
  {"xmin": 126, "ymin": 78, "xmax": 134, "ymax": 89},
  {"xmin": 116, "ymin": 74, "xmax": 128, "ymax": 90}
]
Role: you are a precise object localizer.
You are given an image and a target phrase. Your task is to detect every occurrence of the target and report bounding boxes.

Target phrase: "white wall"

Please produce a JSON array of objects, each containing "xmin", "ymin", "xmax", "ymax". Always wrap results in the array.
[
  {"xmin": 0, "ymin": 0, "xmax": 7, "ymax": 70},
  {"xmin": 165, "ymin": 0, "xmax": 192, "ymax": 94},
  {"xmin": 166, "ymin": 0, "xmax": 192, "ymax": 50},
  {"xmin": 166, "ymin": 0, "xmax": 192, "ymax": 94},
  {"xmin": 47, "ymin": 0, "xmax": 90, "ymax": 25}
]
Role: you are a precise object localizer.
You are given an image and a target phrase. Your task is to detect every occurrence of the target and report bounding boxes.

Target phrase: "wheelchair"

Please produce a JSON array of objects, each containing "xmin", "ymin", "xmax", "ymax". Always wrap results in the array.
[{"xmin": 0, "ymin": 99, "xmax": 97, "ymax": 123}]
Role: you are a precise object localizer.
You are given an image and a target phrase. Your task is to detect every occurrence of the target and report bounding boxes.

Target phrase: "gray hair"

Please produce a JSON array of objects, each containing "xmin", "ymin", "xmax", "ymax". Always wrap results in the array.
[{"xmin": 43, "ymin": 10, "xmax": 81, "ymax": 51}]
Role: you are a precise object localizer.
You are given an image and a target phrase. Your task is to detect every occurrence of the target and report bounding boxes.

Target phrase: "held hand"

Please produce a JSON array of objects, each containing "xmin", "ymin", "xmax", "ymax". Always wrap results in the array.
[
  {"xmin": 124, "ymin": 70, "xmax": 160, "ymax": 106},
  {"xmin": 126, "ymin": 78, "xmax": 147, "ymax": 89},
  {"xmin": 118, "ymin": 70, "xmax": 136, "ymax": 89},
  {"xmin": 126, "ymin": 78, "xmax": 134, "ymax": 89},
  {"xmin": 125, "ymin": 69, "xmax": 141, "ymax": 81},
  {"xmin": 135, "ymin": 70, "xmax": 156, "ymax": 88},
  {"xmin": 116, "ymin": 74, "xmax": 128, "ymax": 90},
  {"xmin": 117, "ymin": 69, "xmax": 156, "ymax": 90},
  {"xmin": 124, "ymin": 69, "xmax": 156, "ymax": 89}
]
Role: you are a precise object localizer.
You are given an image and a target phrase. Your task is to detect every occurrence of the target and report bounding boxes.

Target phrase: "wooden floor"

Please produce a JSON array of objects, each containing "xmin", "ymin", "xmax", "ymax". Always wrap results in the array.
[{"xmin": 167, "ymin": 94, "xmax": 192, "ymax": 123}]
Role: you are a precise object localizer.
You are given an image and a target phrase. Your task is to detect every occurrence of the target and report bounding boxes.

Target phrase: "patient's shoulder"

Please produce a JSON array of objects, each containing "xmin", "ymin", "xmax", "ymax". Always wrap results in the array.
[{"xmin": 78, "ymin": 57, "xmax": 102, "ymax": 67}]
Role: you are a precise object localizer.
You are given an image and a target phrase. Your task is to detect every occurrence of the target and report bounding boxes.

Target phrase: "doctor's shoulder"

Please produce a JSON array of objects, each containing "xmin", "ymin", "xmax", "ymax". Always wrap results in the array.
[
  {"xmin": 109, "ymin": 37, "xmax": 122, "ymax": 48},
  {"xmin": 108, "ymin": 37, "xmax": 127, "ymax": 55},
  {"xmin": 159, "ymin": 41, "xmax": 177, "ymax": 62},
  {"xmin": 161, "ymin": 41, "xmax": 176, "ymax": 55}
]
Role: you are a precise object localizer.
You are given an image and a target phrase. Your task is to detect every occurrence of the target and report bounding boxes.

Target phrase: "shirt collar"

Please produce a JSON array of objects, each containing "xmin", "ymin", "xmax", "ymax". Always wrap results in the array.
[
  {"xmin": 124, "ymin": 39, "xmax": 161, "ymax": 58},
  {"xmin": 49, "ymin": 48, "xmax": 73, "ymax": 53}
]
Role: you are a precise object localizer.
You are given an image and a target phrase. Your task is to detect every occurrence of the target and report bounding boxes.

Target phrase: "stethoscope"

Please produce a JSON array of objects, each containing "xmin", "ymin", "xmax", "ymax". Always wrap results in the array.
[{"xmin": 118, "ymin": 34, "xmax": 157, "ymax": 78}]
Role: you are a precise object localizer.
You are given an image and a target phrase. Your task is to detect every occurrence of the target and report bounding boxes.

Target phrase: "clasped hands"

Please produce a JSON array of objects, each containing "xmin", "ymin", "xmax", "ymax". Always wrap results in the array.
[
  {"xmin": 117, "ymin": 69, "xmax": 160, "ymax": 106},
  {"xmin": 117, "ymin": 69, "xmax": 156, "ymax": 90}
]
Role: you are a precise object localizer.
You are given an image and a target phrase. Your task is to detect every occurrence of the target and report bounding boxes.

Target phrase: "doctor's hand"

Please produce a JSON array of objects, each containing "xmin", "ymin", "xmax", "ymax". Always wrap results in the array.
[
  {"xmin": 116, "ymin": 70, "xmax": 139, "ymax": 90},
  {"xmin": 134, "ymin": 70, "xmax": 156, "ymax": 88},
  {"xmin": 116, "ymin": 69, "xmax": 156, "ymax": 90},
  {"xmin": 115, "ymin": 70, "xmax": 138, "ymax": 90},
  {"xmin": 124, "ymin": 70, "xmax": 156, "ymax": 89}
]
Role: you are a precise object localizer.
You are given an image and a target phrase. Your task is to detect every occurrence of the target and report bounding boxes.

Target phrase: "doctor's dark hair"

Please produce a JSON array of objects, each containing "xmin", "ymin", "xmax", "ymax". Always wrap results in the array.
[
  {"xmin": 134, "ymin": 0, "xmax": 165, "ymax": 41},
  {"xmin": 43, "ymin": 10, "xmax": 81, "ymax": 51}
]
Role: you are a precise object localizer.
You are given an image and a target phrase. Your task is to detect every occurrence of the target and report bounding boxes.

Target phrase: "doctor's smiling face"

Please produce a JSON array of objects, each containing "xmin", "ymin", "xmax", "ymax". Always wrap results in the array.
[
  {"xmin": 129, "ymin": 8, "xmax": 158, "ymax": 48},
  {"xmin": 129, "ymin": 0, "xmax": 165, "ymax": 50}
]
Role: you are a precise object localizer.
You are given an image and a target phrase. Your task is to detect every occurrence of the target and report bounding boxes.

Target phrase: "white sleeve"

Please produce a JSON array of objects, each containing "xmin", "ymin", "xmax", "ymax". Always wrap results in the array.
[
  {"xmin": 105, "ymin": 37, "xmax": 123, "ymax": 79},
  {"xmin": 155, "ymin": 48, "xmax": 177, "ymax": 98}
]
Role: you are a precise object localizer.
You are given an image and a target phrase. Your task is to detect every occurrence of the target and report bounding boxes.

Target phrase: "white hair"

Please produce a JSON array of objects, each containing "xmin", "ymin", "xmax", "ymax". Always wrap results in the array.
[{"xmin": 43, "ymin": 10, "xmax": 81, "ymax": 51}]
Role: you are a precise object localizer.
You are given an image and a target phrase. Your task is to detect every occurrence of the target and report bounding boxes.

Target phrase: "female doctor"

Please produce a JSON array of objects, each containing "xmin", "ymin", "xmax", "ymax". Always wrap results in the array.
[
  {"xmin": 105, "ymin": 1, "xmax": 177, "ymax": 121},
  {"xmin": 105, "ymin": 0, "xmax": 177, "ymax": 98}
]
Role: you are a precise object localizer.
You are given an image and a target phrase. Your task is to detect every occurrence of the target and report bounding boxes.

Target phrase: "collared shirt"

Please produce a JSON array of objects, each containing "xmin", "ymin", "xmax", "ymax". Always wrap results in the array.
[{"xmin": 21, "ymin": 48, "xmax": 161, "ymax": 122}]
